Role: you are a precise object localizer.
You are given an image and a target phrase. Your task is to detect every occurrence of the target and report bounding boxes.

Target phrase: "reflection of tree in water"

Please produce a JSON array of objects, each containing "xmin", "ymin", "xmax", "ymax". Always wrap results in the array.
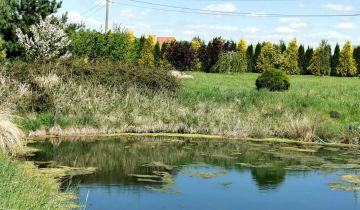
[{"xmin": 251, "ymin": 167, "xmax": 286, "ymax": 191}]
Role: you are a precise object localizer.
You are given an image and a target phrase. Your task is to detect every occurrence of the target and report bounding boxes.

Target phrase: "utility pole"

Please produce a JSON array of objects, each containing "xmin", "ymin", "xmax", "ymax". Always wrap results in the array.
[{"xmin": 105, "ymin": 0, "xmax": 109, "ymax": 32}]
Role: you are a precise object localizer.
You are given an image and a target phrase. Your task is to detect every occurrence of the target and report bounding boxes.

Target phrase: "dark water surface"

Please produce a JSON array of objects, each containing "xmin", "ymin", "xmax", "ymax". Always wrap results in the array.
[{"xmin": 28, "ymin": 137, "xmax": 360, "ymax": 210}]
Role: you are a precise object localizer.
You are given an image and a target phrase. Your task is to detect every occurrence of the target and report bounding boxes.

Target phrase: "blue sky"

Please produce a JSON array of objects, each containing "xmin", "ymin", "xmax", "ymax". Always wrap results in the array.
[{"xmin": 59, "ymin": 0, "xmax": 360, "ymax": 46}]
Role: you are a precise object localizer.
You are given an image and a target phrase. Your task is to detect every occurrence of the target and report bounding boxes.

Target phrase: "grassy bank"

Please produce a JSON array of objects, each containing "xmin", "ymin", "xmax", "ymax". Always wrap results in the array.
[
  {"xmin": 3, "ymin": 70, "xmax": 359, "ymax": 143},
  {"xmin": 0, "ymin": 152, "xmax": 74, "ymax": 209}
]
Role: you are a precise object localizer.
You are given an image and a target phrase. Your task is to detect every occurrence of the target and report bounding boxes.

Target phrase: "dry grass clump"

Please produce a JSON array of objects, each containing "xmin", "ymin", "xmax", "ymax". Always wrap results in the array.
[{"xmin": 0, "ymin": 112, "xmax": 25, "ymax": 155}]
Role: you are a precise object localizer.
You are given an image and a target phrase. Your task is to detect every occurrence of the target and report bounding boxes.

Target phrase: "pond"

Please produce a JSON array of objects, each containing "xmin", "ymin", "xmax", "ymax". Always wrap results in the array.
[{"xmin": 28, "ymin": 137, "xmax": 360, "ymax": 210}]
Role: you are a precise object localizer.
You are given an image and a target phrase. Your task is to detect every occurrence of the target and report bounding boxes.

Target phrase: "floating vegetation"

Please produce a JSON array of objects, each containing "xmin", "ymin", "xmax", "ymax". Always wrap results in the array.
[
  {"xmin": 284, "ymin": 165, "xmax": 312, "ymax": 171},
  {"xmin": 320, "ymin": 163, "xmax": 360, "ymax": 170},
  {"xmin": 39, "ymin": 166, "xmax": 96, "ymax": 178},
  {"xmin": 142, "ymin": 161, "xmax": 175, "ymax": 171},
  {"xmin": 180, "ymin": 170, "xmax": 227, "ymax": 179},
  {"xmin": 236, "ymin": 162, "xmax": 274, "ymax": 168},
  {"xmin": 130, "ymin": 171, "xmax": 177, "ymax": 194},
  {"xmin": 329, "ymin": 183, "xmax": 360, "ymax": 191},
  {"xmin": 341, "ymin": 174, "xmax": 360, "ymax": 184}
]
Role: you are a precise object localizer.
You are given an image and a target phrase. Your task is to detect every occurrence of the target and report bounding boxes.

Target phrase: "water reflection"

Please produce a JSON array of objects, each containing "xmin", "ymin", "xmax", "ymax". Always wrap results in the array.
[{"xmin": 28, "ymin": 137, "xmax": 360, "ymax": 210}]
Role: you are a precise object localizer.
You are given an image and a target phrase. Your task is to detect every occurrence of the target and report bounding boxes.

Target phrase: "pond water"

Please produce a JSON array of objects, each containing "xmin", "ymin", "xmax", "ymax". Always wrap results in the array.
[{"xmin": 28, "ymin": 137, "xmax": 360, "ymax": 210}]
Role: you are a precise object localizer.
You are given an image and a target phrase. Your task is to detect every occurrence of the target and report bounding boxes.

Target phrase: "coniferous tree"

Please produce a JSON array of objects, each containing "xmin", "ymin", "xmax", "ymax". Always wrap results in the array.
[
  {"xmin": 154, "ymin": 41, "xmax": 161, "ymax": 66},
  {"xmin": 279, "ymin": 40, "xmax": 287, "ymax": 53},
  {"xmin": 308, "ymin": 40, "xmax": 331, "ymax": 76},
  {"xmin": 204, "ymin": 37, "xmax": 225, "ymax": 72},
  {"xmin": 336, "ymin": 41, "xmax": 357, "ymax": 77},
  {"xmin": 254, "ymin": 43, "xmax": 262, "ymax": 72},
  {"xmin": 281, "ymin": 38, "xmax": 300, "ymax": 74},
  {"xmin": 331, "ymin": 43, "xmax": 340, "ymax": 76},
  {"xmin": 304, "ymin": 46, "xmax": 314, "ymax": 75},
  {"xmin": 256, "ymin": 42, "xmax": 281, "ymax": 73},
  {"xmin": 161, "ymin": 42, "xmax": 169, "ymax": 58},
  {"xmin": 246, "ymin": 44, "xmax": 254, "ymax": 72},
  {"xmin": 238, "ymin": 38, "xmax": 248, "ymax": 54},
  {"xmin": 0, "ymin": 0, "xmax": 62, "ymax": 57},
  {"xmin": 353, "ymin": 46, "xmax": 360, "ymax": 75},
  {"xmin": 298, "ymin": 45, "xmax": 306, "ymax": 74},
  {"xmin": 223, "ymin": 40, "xmax": 236, "ymax": 52},
  {"xmin": 138, "ymin": 35, "xmax": 155, "ymax": 67}
]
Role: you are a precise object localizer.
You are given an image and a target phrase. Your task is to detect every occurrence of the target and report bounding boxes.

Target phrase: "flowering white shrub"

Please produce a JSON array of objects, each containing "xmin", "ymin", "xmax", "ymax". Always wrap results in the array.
[{"xmin": 16, "ymin": 17, "xmax": 71, "ymax": 60}]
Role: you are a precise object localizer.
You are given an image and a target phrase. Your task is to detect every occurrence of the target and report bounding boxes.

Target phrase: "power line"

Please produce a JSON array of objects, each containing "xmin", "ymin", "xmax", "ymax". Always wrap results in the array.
[
  {"xmin": 122, "ymin": 0, "xmax": 360, "ymax": 18},
  {"xmin": 81, "ymin": 2, "xmax": 104, "ymax": 17}
]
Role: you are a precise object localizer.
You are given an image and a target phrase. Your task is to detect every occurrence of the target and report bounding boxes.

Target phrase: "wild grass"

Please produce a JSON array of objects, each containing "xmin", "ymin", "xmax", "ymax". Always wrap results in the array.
[
  {"xmin": 0, "ymin": 152, "xmax": 75, "ymax": 209},
  {"xmin": 1, "ymin": 66, "xmax": 360, "ymax": 143},
  {"xmin": 0, "ymin": 112, "xmax": 25, "ymax": 155}
]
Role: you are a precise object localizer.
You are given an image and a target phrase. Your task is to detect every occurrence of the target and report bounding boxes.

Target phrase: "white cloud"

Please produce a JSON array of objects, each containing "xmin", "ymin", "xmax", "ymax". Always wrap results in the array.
[
  {"xmin": 323, "ymin": 4, "xmax": 355, "ymax": 12},
  {"xmin": 120, "ymin": 8, "xmax": 151, "ymax": 19},
  {"xmin": 275, "ymin": 27, "xmax": 294, "ymax": 34},
  {"xmin": 242, "ymin": 27, "xmax": 259, "ymax": 34},
  {"xmin": 185, "ymin": 24, "xmax": 238, "ymax": 31},
  {"xmin": 202, "ymin": 3, "xmax": 237, "ymax": 13},
  {"xmin": 279, "ymin": 18, "xmax": 307, "ymax": 29},
  {"xmin": 67, "ymin": 12, "xmax": 102, "ymax": 28},
  {"xmin": 335, "ymin": 22, "xmax": 355, "ymax": 29},
  {"xmin": 310, "ymin": 31, "xmax": 344, "ymax": 39}
]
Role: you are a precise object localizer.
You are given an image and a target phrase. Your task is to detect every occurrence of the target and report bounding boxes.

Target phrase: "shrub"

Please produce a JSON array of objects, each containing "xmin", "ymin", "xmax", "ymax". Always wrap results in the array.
[
  {"xmin": 256, "ymin": 69, "xmax": 290, "ymax": 91},
  {"xmin": 7, "ymin": 59, "xmax": 179, "ymax": 93},
  {"xmin": 211, "ymin": 52, "xmax": 247, "ymax": 73},
  {"xmin": 165, "ymin": 41, "xmax": 195, "ymax": 71}
]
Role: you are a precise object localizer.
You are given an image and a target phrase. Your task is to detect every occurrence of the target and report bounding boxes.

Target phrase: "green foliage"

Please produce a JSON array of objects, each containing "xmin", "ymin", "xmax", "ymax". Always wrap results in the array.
[
  {"xmin": 254, "ymin": 43, "xmax": 262, "ymax": 72},
  {"xmin": 70, "ymin": 29, "xmax": 136, "ymax": 62},
  {"xmin": 204, "ymin": 37, "xmax": 225, "ymax": 73},
  {"xmin": 336, "ymin": 41, "xmax": 357, "ymax": 77},
  {"xmin": 298, "ymin": 45, "xmax": 306, "ymax": 74},
  {"xmin": 281, "ymin": 38, "xmax": 300, "ymax": 75},
  {"xmin": 138, "ymin": 35, "xmax": 155, "ymax": 67},
  {"xmin": 256, "ymin": 69, "xmax": 290, "ymax": 91},
  {"xmin": 256, "ymin": 42, "xmax": 281, "ymax": 73},
  {"xmin": 353, "ymin": 46, "xmax": 360, "ymax": 75},
  {"xmin": 0, "ymin": 0, "xmax": 62, "ymax": 57},
  {"xmin": 0, "ymin": 37, "xmax": 6, "ymax": 63},
  {"xmin": 190, "ymin": 37, "xmax": 203, "ymax": 71},
  {"xmin": 304, "ymin": 46, "xmax": 314, "ymax": 75},
  {"xmin": 211, "ymin": 52, "xmax": 247, "ymax": 73},
  {"xmin": 308, "ymin": 40, "xmax": 331, "ymax": 76},
  {"xmin": 331, "ymin": 44, "xmax": 340, "ymax": 76},
  {"xmin": 237, "ymin": 38, "xmax": 248, "ymax": 54},
  {"xmin": 154, "ymin": 41, "xmax": 161, "ymax": 66},
  {"xmin": 246, "ymin": 44, "xmax": 255, "ymax": 72},
  {"xmin": 165, "ymin": 41, "xmax": 195, "ymax": 71}
]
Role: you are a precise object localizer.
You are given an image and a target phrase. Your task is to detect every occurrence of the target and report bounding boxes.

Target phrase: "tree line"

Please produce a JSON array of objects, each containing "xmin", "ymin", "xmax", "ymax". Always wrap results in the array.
[{"xmin": 0, "ymin": 0, "xmax": 360, "ymax": 77}]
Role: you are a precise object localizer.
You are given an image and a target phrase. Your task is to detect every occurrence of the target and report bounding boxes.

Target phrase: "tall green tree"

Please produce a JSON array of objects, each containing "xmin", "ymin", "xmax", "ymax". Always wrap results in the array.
[
  {"xmin": 298, "ymin": 45, "xmax": 306, "ymax": 74},
  {"xmin": 254, "ymin": 43, "xmax": 262, "ymax": 72},
  {"xmin": 336, "ymin": 41, "xmax": 357, "ymax": 77},
  {"xmin": 204, "ymin": 37, "xmax": 225, "ymax": 73},
  {"xmin": 304, "ymin": 46, "xmax": 314, "ymax": 75},
  {"xmin": 278, "ymin": 40, "xmax": 287, "ymax": 53},
  {"xmin": 237, "ymin": 38, "xmax": 248, "ymax": 54},
  {"xmin": 281, "ymin": 38, "xmax": 300, "ymax": 74},
  {"xmin": 246, "ymin": 44, "xmax": 254, "ymax": 72},
  {"xmin": 0, "ymin": 0, "xmax": 62, "ymax": 57},
  {"xmin": 138, "ymin": 35, "xmax": 155, "ymax": 67},
  {"xmin": 353, "ymin": 46, "xmax": 360, "ymax": 75},
  {"xmin": 256, "ymin": 42, "xmax": 281, "ymax": 73},
  {"xmin": 161, "ymin": 42, "xmax": 169, "ymax": 59},
  {"xmin": 308, "ymin": 40, "xmax": 331, "ymax": 76},
  {"xmin": 331, "ymin": 43, "xmax": 340, "ymax": 76},
  {"xmin": 154, "ymin": 41, "xmax": 161, "ymax": 66}
]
